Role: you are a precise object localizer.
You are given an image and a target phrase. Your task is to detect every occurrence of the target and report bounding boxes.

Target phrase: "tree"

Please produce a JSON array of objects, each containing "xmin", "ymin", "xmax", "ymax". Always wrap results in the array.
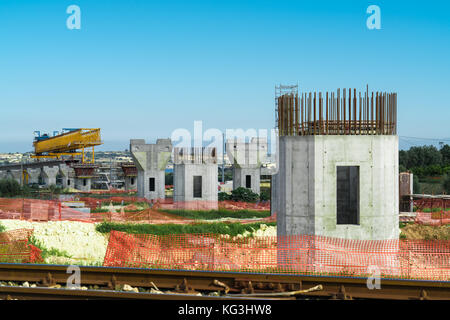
[
  {"xmin": 440, "ymin": 144, "xmax": 450, "ymax": 167},
  {"xmin": 0, "ymin": 179, "xmax": 22, "ymax": 197},
  {"xmin": 413, "ymin": 175, "xmax": 421, "ymax": 194},
  {"xmin": 443, "ymin": 175, "xmax": 450, "ymax": 194},
  {"xmin": 406, "ymin": 145, "xmax": 442, "ymax": 168}
]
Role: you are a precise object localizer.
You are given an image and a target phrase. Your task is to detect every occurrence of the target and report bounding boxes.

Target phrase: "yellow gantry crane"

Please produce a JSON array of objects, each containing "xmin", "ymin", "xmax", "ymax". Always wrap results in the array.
[{"xmin": 32, "ymin": 128, "xmax": 102, "ymax": 163}]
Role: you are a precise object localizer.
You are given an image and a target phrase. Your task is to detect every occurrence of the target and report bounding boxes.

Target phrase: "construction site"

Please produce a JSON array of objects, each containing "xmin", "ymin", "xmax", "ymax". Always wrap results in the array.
[{"xmin": 0, "ymin": 85, "xmax": 448, "ymax": 300}]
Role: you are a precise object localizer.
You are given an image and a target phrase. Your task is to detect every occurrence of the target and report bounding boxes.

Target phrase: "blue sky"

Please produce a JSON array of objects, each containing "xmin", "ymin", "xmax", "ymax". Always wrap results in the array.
[{"xmin": 0, "ymin": 0, "xmax": 449, "ymax": 152}]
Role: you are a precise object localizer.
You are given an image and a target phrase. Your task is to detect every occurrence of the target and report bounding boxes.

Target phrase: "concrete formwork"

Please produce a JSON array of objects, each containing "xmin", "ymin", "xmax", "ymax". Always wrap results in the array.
[
  {"xmin": 227, "ymin": 137, "xmax": 268, "ymax": 195},
  {"xmin": 130, "ymin": 139, "xmax": 172, "ymax": 200},
  {"xmin": 276, "ymin": 135, "xmax": 399, "ymax": 241}
]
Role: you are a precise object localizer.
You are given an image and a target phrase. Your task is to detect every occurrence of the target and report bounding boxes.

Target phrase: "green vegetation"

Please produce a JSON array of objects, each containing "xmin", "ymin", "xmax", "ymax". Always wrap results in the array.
[
  {"xmin": 28, "ymin": 236, "xmax": 72, "ymax": 260},
  {"xmin": 96, "ymin": 221, "xmax": 276, "ymax": 237},
  {"xmin": 159, "ymin": 208, "xmax": 270, "ymax": 220},
  {"xmin": 400, "ymin": 144, "xmax": 450, "ymax": 194},
  {"xmin": 0, "ymin": 178, "xmax": 22, "ymax": 197},
  {"xmin": 0, "ymin": 222, "xmax": 5, "ymax": 233},
  {"xmin": 444, "ymin": 175, "xmax": 450, "ymax": 194},
  {"xmin": 259, "ymin": 188, "xmax": 270, "ymax": 201},
  {"xmin": 91, "ymin": 208, "xmax": 110, "ymax": 213},
  {"xmin": 421, "ymin": 207, "xmax": 450, "ymax": 213},
  {"xmin": 399, "ymin": 144, "xmax": 450, "ymax": 173},
  {"xmin": 413, "ymin": 175, "xmax": 421, "ymax": 194},
  {"xmin": 230, "ymin": 187, "xmax": 259, "ymax": 202}
]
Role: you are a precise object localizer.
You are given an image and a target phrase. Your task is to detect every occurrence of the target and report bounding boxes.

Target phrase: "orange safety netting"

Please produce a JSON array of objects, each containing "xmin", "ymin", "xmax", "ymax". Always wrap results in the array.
[
  {"xmin": 103, "ymin": 231, "xmax": 450, "ymax": 281},
  {"xmin": 415, "ymin": 212, "xmax": 450, "ymax": 226},
  {"xmin": 0, "ymin": 197, "xmax": 273, "ymax": 224},
  {"xmin": 0, "ymin": 228, "xmax": 43, "ymax": 263}
]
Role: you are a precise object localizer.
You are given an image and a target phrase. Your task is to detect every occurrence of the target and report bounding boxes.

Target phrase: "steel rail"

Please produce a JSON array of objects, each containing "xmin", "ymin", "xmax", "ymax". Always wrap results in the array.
[{"xmin": 0, "ymin": 263, "xmax": 448, "ymax": 300}]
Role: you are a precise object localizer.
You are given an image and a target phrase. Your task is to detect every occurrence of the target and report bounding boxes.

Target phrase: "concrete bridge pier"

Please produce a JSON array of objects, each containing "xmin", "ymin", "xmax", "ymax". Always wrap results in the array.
[
  {"xmin": 8, "ymin": 170, "xmax": 22, "ymax": 184},
  {"xmin": 26, "ymin": 168, "xmax": 41, "ymax": 185},
  {"xmin": 58, "ymin": 164, "xmax": 71, "ymax": 188},
  {"xmin": 42, "ymin": 166, "xmax": 59, "ymax": 186},
  {"xmin": 0, "ymin": 171, "xmax": 8, "ymax": 180},
  {"xmin": 130, "ymin": 139, "xmax": 172, "ymax": 200}
]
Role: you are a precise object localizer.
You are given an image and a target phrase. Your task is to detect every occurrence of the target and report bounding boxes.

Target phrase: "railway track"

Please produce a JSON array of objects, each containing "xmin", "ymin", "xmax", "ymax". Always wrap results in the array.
[{"xmin": 0, "ymin": 263, "xmax": 448, "ymax": 300}]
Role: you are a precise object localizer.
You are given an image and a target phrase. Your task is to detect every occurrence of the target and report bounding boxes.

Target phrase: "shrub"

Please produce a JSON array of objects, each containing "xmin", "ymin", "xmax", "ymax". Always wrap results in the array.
[
  {"xmin": 259, "ymin": 189, "xmax": 270, "ymax": 201},
  {"xmin": 0, "ymin": 178, "xmax": 22, "ymax": 197},
  {"xmin": 218, "ymin": 192, "xmax": 231, "ymax": 201},
  {"xmin": 230, "ymin": 187, "xmax": 259, "ymax": 203}
]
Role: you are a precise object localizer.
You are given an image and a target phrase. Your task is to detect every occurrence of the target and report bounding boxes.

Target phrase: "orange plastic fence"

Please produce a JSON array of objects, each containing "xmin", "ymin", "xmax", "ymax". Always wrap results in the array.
[
  {"xmin": 103, "ymin": 231, "xmax": 450, "ymax": 281},
  {"xmin": 415, "ymin": 212, "xmax": 450, "ymax": 226},
  {"xmin": 0, "ymin": 228, "xmax": 43, "ymax": 263},
  {"xmin": 0, "ymin": 197, "xmax": 273, "ymax": 223}
]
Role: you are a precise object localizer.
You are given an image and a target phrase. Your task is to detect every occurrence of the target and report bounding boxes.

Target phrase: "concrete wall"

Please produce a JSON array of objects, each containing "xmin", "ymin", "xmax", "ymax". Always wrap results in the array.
[
  {"xmin": 74, "ymin": 178, "xmax": 92, "ymax": 192},
  {"xmin": 174, "ymin": 163, "xmax": 218, "ymax": 210},
  {"xmin": 130, "ymin": 139, "xmax": 172, "ymax": 200},
  {"xmin": 227, "ymin": 137, "xmax": 267, "ymax": 195},
  {"xmin": 277, "ymin": 135, "xmax": 399, "ymax": 241},
  {"xmin": 124, "ymin": 176, "xmax": 137, "ymax": 190},
  {"xmin": 232, "ymin": 167, "xmax": 261, "ymax": 194}
]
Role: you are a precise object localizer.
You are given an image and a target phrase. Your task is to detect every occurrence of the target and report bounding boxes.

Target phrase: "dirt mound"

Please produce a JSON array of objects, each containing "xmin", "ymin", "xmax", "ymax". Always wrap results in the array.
[{"xmin": 401, "ymin": 224, "xmax": 450, "ymax": 240}]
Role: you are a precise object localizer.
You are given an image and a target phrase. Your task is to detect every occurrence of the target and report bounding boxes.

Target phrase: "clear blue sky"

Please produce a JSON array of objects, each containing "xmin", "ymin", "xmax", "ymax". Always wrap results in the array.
[{"xmin": 0, "ymin": 0, "xmax": 449, "ymax": 152}]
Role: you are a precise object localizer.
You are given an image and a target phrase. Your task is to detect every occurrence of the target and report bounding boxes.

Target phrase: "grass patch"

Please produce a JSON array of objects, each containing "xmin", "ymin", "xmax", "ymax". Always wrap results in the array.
[
  {"xmin": 159, "ymin": 208, "xmax": 270, "ymax": 220},
  {"xmin": 28, "ymin": 236, "xmax": 72, "ymax": 260},
  {"xmin": 422, "ymin": 207, "xmax": 450, "ymax": 213},
  {"xmin": 91, "ymin": 208, "xmax": 110, "ymax": 213},
  {"xmin": 96, "ymin": 221, "xmax": 276, "ymax": 237},
  {"xmin": 0, "ymin": 223, "xmax": 5, "ymax": 233}
]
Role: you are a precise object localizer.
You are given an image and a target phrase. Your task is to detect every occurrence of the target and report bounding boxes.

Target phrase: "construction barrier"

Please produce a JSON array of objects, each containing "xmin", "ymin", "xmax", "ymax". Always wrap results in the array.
[
  {"xmin": 415, "ymin": 212, "xmax": 450, "ymax": 226},
  {"xmin": 103, "ymin": 231, "xmax": 450, "ymax": 281},
  {"xmin": 0, "ymin": 228, "xmax": 42, "ymax": 263},
  {"xmin": 0, "ymin": 197, "xmax": 273, "ymax": 224}
]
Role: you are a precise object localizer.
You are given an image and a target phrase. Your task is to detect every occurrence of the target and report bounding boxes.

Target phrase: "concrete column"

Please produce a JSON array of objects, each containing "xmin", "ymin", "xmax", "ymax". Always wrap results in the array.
[
  {"xmin": 125, "ymin": 176, "xmax": 137, "ymax": 190},
  {"xmin": 233, "ymin": 167, "xmax": 261, "ymax": 195},
  {"xmin": 174, "ymin": 163, "xmax": 218, "ymax": 210},
  {"xmin": 8, "ymin": 170, "xmax": 22, "ymax": 184},
  {"xmin": 26, "ymin": 168, "xmax": 41, "ymax": 184},
  {"xmin": 276, "ymin": 135, "xmax": 399, "ymax": 241},
  {"xmin": 227, "ymin": 137, "xmax": 267, "ymax": 195},
  {"xmin": 0, "ymin": 171, "xmax": 8, "ymax": 180},
  {"xmin": 270, "ymin": 172, "xmax": 280, "ymax": 216},
  {"xmin": 130, "ymin": 138, "xmax": 172, "ymax": 200},
  {"xmin": 58, "ymin": 164, "xmax": 70, "ymax": 188},
  {"xmin": 42, "ymin": 166, "xmax": 59, "ymax": 186},
  {"xmin": 75, "ymin": 178, "xmax": 91, "ymax": 192}
]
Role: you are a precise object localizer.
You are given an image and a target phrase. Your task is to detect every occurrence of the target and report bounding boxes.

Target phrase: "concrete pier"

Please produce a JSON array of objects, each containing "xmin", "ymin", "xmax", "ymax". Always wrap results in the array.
[
  {"xmin": 120, "ymin": 163, "xmax": 138, "ymax": 191},
  {"xmin": 227, "ymin": 137, "xmax": 268, "ymax": 195},
  {"xmin": 173, "ymin": 147, "xmax": 218, "ymax": 210},
  {"xmin": 276, "ymin": 135, "xmax": 399, "ymax": 240},
  {"xmin": 42, "ymin": 166, "xmax": 59, "ymax": 186},
  {"xmin": 26, "ymin": 168, "xmax": 41, "ymax": 184},
  {"xmin": 130, "ymin": 139, "xmax": 172, "ymax": 200}
]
